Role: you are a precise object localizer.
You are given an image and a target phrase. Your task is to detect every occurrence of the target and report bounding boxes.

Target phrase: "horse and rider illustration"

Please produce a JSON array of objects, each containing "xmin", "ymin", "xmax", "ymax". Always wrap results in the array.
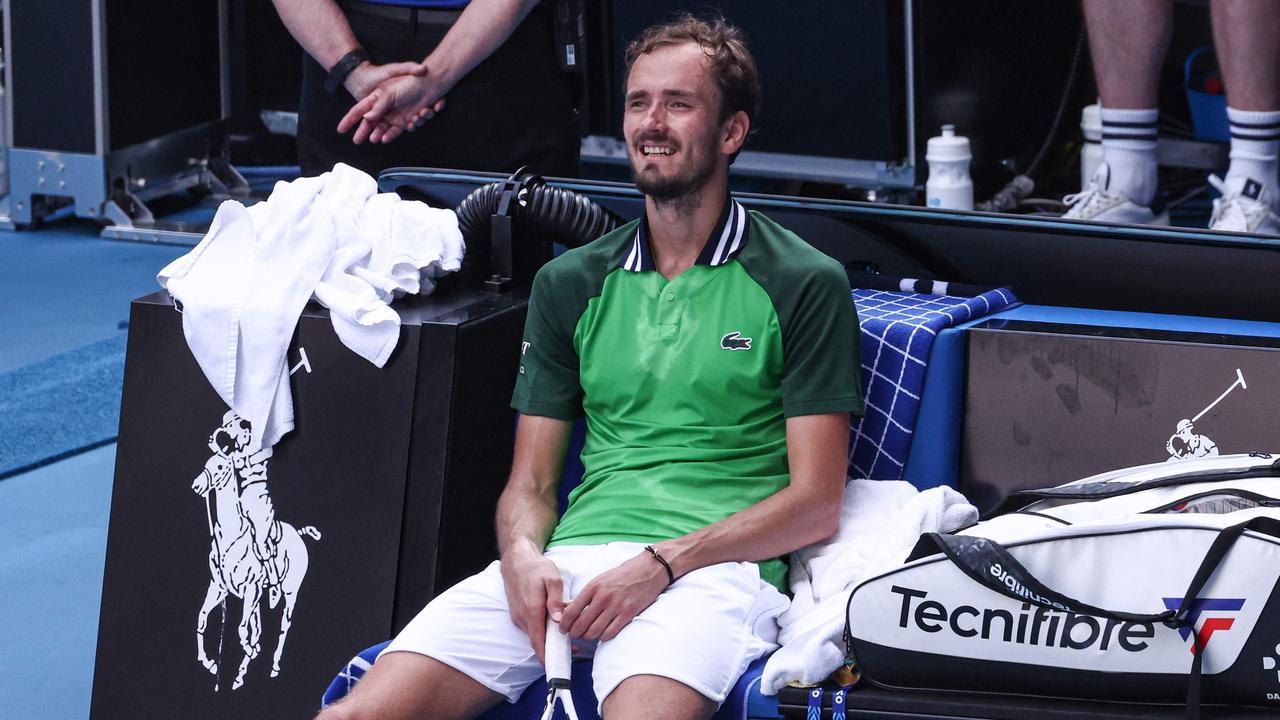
[
  {"xmin": 190, "ymin": 411, "xmax": 320, "ymax": 690},
  {"xmin": 1164, "ymin": 369, "xmax": 1246, "ymax": 463}
]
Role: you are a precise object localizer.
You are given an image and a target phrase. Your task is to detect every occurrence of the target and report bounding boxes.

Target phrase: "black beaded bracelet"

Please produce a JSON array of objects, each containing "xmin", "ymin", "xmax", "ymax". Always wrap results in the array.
[
  {"xmin": 325, "ymin": 48, "xmax": 372, "ymax": 95},
  {"xmin": 644, "ymin": 545, "xmax": 675, "ymax": 586}
]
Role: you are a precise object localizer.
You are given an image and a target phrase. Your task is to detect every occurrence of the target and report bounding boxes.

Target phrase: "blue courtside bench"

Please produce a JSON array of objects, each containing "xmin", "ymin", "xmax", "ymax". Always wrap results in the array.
[
  {"xmin": 322, "ymin": 300, "xmax": 1280, "ymax": 719},
  {"xmin": 319, "ymin": 285, "xmax": 1015, "ymax": 718}
]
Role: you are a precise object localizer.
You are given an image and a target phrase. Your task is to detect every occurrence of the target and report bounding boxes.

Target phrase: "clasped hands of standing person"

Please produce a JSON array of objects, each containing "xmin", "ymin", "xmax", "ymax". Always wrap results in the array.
[{"xmin": 337, "ymin": 61, "xmax": 450, "ymax": 145}]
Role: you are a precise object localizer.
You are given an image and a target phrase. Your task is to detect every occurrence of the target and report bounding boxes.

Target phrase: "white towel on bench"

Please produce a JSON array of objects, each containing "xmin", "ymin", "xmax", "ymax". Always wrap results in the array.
[
  {"xmin": 762, "ymin": 479, "xmax": 977, "ymax": 694},
  {"xmin": 158, "ymin": 163, "xmax": 464, "ymax": 452}
]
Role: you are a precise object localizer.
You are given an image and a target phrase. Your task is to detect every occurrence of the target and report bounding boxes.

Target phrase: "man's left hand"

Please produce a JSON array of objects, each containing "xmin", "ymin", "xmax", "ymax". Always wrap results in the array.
[
  {"xmin": 342, "ymin": 60, "xmax": 425, "ymax": 102},
  {"xmin": 558, "ymin": 551, "xmax": 669, "ymax": 641},
  {"xmin": 337, "ymin": 68, "xmax": 448, "ymax": 145}
]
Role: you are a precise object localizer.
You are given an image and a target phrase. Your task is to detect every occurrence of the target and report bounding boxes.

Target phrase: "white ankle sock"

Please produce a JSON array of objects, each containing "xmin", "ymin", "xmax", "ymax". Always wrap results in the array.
[
  {"xmin": 1225, "ymin": 106, "xmax": 1280, "ymax": 211},
  {"xmin": 1099, "ymin": 107, "xmax": 1159, "ymax": 207},
  {"xmin": 1095, "ymin": 107, "xmax": 1157, "ymax": 206}
]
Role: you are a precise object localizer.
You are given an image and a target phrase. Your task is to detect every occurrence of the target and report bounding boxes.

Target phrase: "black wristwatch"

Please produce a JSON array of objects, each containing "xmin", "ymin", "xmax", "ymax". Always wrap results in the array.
[{"xmin": 325, "ymin": 48, "xmax": 372, "ymax": 95}]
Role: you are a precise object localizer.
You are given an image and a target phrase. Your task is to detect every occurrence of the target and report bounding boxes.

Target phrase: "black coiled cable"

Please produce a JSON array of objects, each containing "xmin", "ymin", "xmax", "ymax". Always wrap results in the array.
[{"xmin": 455, "ymin": 173, "xmax": 621, "ymax": 253}]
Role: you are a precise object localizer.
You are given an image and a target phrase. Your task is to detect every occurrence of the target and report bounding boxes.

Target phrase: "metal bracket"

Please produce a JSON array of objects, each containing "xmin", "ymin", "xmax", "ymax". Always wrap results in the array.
[
  {"xmin": 5, "ymin": 149, "xmax": 109, "ymax": 225},
  {"xmin": 204, "ymin": 154, "xmax": 250, "ymax": 197},
  {"xmin": 0, "ymin": 196, "xmax": 16, "ymax": 231},
  {"xmin": 104, "ymin": 184, "xmax": 155, "ymax": 226},
  {"xmin": 98, "ymin": 132, "xmax": 251, "ymax": 244},
  {"xmin": 483, "ymin": 212, "xmax": 517, "ymax": 292},
  {"xmin": 483, "ymin": 169, "xmax": 542, "ymax": 292}
]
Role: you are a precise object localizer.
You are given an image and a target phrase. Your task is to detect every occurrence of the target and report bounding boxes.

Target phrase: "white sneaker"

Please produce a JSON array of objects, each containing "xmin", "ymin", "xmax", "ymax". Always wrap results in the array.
[
  {"xmin": 1208, "ymin": 175, "xmax": 1280, "ymax": 234},
  {"xmin": 1063, "ymin": 163, "xmax": 1167, "ymax": 224}
]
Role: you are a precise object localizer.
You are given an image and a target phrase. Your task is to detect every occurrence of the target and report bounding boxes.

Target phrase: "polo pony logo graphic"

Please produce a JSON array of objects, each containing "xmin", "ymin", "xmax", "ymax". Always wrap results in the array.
[
  {"xmin": 1164, "ymin": 368, "xmax": 1246, "ymax": 462},
  {"xmin": 191, "ymin": 411, "xmax": 321, "ymax": 690},
  {"xmin": 721, "ymin": 331, "xmax": 752, "ymax": 351}
]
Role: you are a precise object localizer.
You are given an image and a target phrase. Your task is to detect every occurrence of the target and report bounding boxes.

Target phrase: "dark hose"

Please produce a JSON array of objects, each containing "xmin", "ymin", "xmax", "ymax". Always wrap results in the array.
[{"xmin": 455, "ymin": 178, "xmax": 621, "ymax": 252}]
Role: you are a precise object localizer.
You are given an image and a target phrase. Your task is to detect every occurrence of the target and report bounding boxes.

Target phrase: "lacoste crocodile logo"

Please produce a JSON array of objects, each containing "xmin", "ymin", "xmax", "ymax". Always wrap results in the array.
[{"xmin": 721, "ymin": 332, "xmax": 752, "ymax": 351}]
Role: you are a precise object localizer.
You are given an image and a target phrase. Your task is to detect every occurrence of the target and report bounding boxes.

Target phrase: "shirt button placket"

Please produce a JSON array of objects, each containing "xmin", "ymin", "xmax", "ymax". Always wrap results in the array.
[{"xmin": 659, "ymin": 289, "xmax": 679, "ymax": 339}]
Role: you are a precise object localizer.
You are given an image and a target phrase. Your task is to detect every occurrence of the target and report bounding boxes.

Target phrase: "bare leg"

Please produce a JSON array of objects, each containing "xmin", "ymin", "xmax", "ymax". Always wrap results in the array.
[
  {"xmin": 601, "ymin": 674, "xmax": 716, "ymax": 720},
  {"xmin": 1212, "ymin": 0, "xmax": 1280, "ymax": 110},
  {"xmin": 1209, "ymin": 0, "xmax": 1280, "ymax": 228},
  {"xmin": 1064, "ymin": 0, "xmax": 1172, "ymax": 213},
  {"xmin": 1082, "ymin": 0, "xmax": 1173, "ymax": 109},
  {"xmin": 316, "ymin": 652, "xmax": 505, "ymax": 720}
]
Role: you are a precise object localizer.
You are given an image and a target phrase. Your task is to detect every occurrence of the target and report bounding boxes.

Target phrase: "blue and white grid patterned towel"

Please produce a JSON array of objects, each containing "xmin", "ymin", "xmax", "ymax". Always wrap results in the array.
[
  {"xmin": 321, "ymin": 641, "xmax": 389, "ymax": 709},
  {"xmin": 848, "ymin": 287, "xmax": 1019, "ymax": 480}
]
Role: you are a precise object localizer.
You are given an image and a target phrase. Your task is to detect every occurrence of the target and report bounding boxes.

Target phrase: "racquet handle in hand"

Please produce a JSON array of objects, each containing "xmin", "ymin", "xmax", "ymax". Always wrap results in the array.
[
  {"xmin": 544, "ymin": 617, "xmax": 573, "ymax": 682},
  {"xmin": 540, "ymin": 578, "xmax": 579, "ymax": 720}
]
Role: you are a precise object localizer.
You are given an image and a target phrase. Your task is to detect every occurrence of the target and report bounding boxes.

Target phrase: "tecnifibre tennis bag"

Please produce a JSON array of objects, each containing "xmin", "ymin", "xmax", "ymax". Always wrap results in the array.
[{"xmin": 845, "ymin": 454, "xmax": 1280, "ymax": 715}]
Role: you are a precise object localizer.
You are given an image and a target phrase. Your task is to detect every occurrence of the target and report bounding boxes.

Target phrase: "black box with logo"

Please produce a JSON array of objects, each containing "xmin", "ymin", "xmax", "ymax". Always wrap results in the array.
[{"xmin": 91, "ymin": 288, "xmax": 527, "ymax": 719}]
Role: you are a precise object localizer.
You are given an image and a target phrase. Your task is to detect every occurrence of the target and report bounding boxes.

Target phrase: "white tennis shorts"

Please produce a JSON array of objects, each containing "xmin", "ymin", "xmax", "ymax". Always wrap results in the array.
[{"xmin": 382, "ymin": 542, "xmax": 789, "ymax": 710}]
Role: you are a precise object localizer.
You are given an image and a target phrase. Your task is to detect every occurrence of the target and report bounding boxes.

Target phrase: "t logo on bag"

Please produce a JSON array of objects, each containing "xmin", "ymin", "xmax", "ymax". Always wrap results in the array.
[{"xmin": 1162, "ymin": 597, "xmax": 1245, "ymax": 654}]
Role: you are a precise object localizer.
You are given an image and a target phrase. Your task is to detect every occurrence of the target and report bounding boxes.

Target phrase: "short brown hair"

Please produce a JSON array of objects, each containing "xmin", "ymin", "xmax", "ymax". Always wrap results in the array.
[{"xmin": 625, "ymin": 13, "xmax": 760, "ymax": 128}]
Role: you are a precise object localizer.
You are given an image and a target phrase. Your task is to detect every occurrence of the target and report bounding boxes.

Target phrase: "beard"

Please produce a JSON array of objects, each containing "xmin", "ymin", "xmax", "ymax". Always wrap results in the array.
[{"xmin": 630, "ymin": 146, "xmax": 717, "ymax": 203}]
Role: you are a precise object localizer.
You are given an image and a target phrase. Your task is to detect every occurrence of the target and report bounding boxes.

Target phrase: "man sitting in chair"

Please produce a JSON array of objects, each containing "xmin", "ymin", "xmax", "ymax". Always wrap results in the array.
[{"xmin": 318, "ymin": 14, "xmax": 861, "ymax": 720}]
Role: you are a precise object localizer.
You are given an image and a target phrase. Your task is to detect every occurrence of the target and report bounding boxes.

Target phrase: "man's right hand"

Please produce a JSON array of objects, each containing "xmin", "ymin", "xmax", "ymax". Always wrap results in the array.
[{"xmin": 500, "ymin": 542, "xmax": 566, "ymax": 664}]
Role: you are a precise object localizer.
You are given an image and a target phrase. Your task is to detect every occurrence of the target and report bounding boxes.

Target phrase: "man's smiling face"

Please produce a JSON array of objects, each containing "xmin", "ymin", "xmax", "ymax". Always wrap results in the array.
[{"xmin": 624, "ymin": 42, "xmax": 727, "ymax": 201}]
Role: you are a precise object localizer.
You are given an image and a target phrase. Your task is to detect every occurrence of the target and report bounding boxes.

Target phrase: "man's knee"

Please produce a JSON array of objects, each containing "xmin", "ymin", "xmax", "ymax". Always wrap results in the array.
[
  {"xmin": 313, "ymin": 687, "xmax": 401, "ymax": 720},
  {"xmin": 314, "ymin": 697, "xmax": 401, "ymax": 720},
  {"xmin": 313, "ymin": 652, "xmax": 506, "ymax": 720},
  {"xmin": 602, "ymin": 674, "xmax": 716, "ymax": 720},
  {"xmin": 315, "ymin": 699, "xmax": 358, "ymax": 720}
]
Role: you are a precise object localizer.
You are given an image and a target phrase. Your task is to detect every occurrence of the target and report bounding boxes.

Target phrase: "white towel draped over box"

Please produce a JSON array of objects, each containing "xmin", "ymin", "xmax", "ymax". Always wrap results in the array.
[
  {"xmin": 157, "ymin": 163, "xmax": 465, "ymax": 452},
  {"xmin": 761, "ymin": 479, "xmax": 978, "ymax": 695}
]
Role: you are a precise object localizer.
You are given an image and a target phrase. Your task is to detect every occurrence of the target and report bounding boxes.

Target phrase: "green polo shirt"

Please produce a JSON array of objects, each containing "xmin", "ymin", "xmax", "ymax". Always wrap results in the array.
[{"xmin": 512, "ymin": 198, "xmax": 862, "ymax": 590}]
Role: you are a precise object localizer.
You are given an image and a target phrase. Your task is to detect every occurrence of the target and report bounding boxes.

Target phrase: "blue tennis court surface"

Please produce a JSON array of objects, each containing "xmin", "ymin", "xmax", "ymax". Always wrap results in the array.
[
  {"xmin": 0, "ymin": 335, "xmax": 126, "ymax": 480},
  {"xmin": 0, "ymin": 445, "xmax": 116, "ymax": 718},
  {"xmin": 0, "ymin": 222, "xmax": 191, "ymax": 718}
]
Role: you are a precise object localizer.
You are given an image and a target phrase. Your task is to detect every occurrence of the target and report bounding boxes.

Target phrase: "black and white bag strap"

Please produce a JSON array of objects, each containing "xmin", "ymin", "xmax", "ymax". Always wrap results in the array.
[{"xmin": 984, "ymin": 456, "xmax": 1280, "ymax": 519}]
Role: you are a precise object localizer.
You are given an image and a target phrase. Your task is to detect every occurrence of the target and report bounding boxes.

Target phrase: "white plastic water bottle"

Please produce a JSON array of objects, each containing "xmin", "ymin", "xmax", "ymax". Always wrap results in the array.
[
  {"xmin": 925, "ymin": 125, "xmax": 973, "ymax": 211},
  {"xmin": 1079, "ymin": 103, "xmax": 1103, "ymax": 191}
]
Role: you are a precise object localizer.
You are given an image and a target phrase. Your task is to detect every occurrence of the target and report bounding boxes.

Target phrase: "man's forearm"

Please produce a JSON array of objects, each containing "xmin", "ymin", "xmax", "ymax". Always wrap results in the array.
[
  {"xmin": 654, "ymin": 482, "xmax": 841, "ymax": 579},
  {"xmin": 271, "ymin": 0, "xmax": 361, "ymax": 71},
  {"xmin": 654, "ymin": 413, "xmax": 849, "ymax": 579},
  {"xmin": 553, "ymin": 420, "xmax": 845, "ymax": 642},
  {"xmin": 423, "ymin": 0, "xmax": 542, "ymax": 93},
  {"xmin": 495, "ymin": 414, "xmax": 573, "ymax": 561},
  {"xmin": 553, "ymin": 415, "xmax": 847, "ymax": 641},
  {"xmin": 495, "ymin": 483, "xmax": 560, "ymax": 560}
]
